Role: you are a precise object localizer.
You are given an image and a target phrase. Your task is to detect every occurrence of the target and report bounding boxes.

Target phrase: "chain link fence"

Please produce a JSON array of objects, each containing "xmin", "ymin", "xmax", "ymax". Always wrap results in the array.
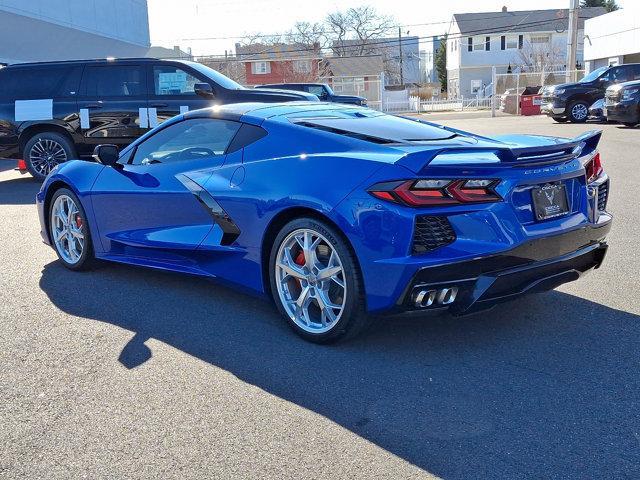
[{"xmin": 493, "ymin": 69, "xmax": 585, "ymax": 115}]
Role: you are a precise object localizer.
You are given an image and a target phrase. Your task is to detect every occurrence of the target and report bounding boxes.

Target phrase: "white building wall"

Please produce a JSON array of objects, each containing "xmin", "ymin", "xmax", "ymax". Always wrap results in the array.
[
  {"xmin": 584, "ymin": 4, "xmax": 640, "ymax": 72},
  {"xmin": 0, "ymin": 0, "xmax": 150, "ymax": 64},
  {"xmin": 0, "ymin": 0, "xmax": 150, "ymax": 47}
]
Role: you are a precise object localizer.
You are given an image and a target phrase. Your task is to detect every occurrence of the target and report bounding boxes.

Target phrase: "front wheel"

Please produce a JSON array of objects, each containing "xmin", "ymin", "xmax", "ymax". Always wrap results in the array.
[
  {"xmin": 24, "ymin": 132, "xmax": 76, "ymax": 181},
  {"xmin": 552, "ymin": 116, "xmax": 568, "ymax": 123},
  {"xmin": 567, "ymin": 101, "xmax": 589, "ymax": 123},
  {"xmin": 49, "ymin": 188, "xmax": 95, "ymax": 270},
  {"xmin": 269, "ymin": 218, "xmax": 369, "ymax": 343}
]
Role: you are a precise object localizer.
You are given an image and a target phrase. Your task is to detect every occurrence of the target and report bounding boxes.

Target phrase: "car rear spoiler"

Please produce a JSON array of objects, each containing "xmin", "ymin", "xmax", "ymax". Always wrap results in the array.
[{"xmin": 396, "ymin": 130, "xmax": 602, "ymax": 173}]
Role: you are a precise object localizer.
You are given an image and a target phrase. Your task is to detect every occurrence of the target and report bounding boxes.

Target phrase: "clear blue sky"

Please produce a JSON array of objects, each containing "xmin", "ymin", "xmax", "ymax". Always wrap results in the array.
[{"xmin": 148, "ymin": 0, "xmax": 629, "ymax": 56}]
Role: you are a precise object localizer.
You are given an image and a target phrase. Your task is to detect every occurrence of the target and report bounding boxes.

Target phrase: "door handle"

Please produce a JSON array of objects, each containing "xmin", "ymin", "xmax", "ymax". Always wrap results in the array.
[
  {"xmin": 150, "ymin": 102, "xmax": 168, "ymax": 108},
  {"xmin": 85, "ymin": 103, "xmax": 103, "ymax": 109}
]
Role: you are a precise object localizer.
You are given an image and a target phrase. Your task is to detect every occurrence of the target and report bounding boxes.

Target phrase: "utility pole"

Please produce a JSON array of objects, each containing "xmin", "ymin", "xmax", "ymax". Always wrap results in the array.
[
  {"xmin": 566, "ymin": 0, "xmax": 579, "ymax": 83},
  {"xmin": 398, "ymin": 27, "xmax": 404, "ymax": 86}
]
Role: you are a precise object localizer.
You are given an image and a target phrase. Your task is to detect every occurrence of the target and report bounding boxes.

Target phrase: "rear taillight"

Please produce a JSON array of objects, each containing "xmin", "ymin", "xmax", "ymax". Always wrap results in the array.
[
  {"xmin": 585, "ymin": 152, "xmax": 603, "ymax": 183},
  {"xmin": 368, "ymin": 178, "xmax": 501, "ymax": 206}
]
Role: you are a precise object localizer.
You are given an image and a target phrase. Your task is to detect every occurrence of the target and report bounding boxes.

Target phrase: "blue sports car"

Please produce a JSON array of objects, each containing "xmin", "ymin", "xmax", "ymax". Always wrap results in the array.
[{"xmin": 36, "ymin": 102, "xmax": 612, "ymax": 343}]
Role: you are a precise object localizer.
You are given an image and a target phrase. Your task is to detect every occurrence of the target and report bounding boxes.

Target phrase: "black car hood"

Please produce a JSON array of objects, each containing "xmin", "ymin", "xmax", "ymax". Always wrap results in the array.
[
  {"xmin": 332, "ymin": 94, "xmax": 366, "ymax": 102},
  {"xmin": 616, "ymin": 79, "xmax": 640, "ymax": 88}
]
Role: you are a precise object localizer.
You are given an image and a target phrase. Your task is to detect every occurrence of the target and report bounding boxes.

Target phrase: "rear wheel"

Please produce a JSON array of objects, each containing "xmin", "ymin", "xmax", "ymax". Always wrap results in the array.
[
  {"xmin": 269, "ymin": 218, "xmax": 369, "ymax": 343},
  {"xmin": 49, "ymin": 188, "xmax": 95, "ymax": 271},
  {"xmin": 567, "ymin": 101, "xmax": 589, "ymax": 123},
  {"xmin": 24, "ymin": 132, "xmax": 76, "ymax": 181},
  {"xmin": 623, "ymin": 122, "xmax": 637, "ymax": 128}
]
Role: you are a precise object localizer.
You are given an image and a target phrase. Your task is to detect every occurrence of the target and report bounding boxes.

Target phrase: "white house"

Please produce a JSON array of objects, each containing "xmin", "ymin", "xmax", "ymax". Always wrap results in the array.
[
  {"xmin": 446, "ymin": 6, "xmax": 606, "ymax": 98},
  {"xmin": 584, "ymin": 3, "xmax": 640, "ymax": 71}
]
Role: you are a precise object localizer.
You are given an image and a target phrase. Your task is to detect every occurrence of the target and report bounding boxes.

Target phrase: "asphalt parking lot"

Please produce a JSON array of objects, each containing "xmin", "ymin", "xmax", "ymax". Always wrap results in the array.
[{"xmin": 1, "ymin": 114, "xmax": 639, "ymax": 479}]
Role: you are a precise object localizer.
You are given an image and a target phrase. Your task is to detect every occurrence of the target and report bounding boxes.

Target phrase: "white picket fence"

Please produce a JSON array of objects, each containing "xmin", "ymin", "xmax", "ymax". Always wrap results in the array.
[{"xmin": 381, "ymin": 96, "xmax": 492, "ymax": 113}]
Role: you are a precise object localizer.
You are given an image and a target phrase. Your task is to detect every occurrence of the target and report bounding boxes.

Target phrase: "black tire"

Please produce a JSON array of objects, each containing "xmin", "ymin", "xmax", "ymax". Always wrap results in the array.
[
  {"xmin": 48, "ymin": 188, "xmax": 95, "ymax": 271},
  {"xmin": 567, "ymin": 101, "xmax": 589, "ymax": 123},
  {"xmin": 268, "ymin": 217, "xmax": 369, "ymax": 343},
  {"xmin": 552, "ymin": 116, "xmax": 568, "ymax": 123},
  {"xmin": 623, "ymin": 122, "xmax": 637, "ymax": 128},
  {"xmin": 23, "ymin": 131, "xmax": 76, "ymax": 181}
]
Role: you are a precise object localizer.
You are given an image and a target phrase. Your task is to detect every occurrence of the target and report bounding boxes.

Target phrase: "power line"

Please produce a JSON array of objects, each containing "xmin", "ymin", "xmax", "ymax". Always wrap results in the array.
[
  {"xmin": 194, "ymin": 16, "xmax": 585, "ymax": 60},
  {"xmin": 173, "ymin": 11, "xmax": 594, "ymax": 42}
]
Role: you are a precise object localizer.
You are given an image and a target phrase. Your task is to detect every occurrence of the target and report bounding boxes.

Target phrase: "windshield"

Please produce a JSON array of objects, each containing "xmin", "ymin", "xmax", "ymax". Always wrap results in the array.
[
  {"xmin": 187, "ymin": 62, "xmax": 245, "ymax": 90},
  {"xmin": 323, "ymin": 84, "xmax": 335, "ymax": 95},
  {"xmin": 580, "ymin": 66, "xmax": 608, "ymax": 83}
]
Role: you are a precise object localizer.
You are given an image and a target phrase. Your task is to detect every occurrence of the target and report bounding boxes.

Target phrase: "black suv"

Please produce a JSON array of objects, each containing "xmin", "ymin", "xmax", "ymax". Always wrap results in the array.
[
  {"xmin": 255, "ymin": 83, "xmax": 367, "ymax": 106},
  {"xmin": 604, "ymin": 80, "xmax": 640, "ymax": 127},
  {"xmin": 0, "ymin": 58, "xmax": 317, "ymax": 179},
  {"xmin": 540, "ymin": 63, "xmax": 640, "ymax": 123}
]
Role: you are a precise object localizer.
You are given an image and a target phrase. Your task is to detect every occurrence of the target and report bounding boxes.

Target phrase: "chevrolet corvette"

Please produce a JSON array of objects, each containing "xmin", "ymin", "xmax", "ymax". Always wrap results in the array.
[{"xmin": 36, "ymin": 102, "xmax": 612, "ymax": 342}]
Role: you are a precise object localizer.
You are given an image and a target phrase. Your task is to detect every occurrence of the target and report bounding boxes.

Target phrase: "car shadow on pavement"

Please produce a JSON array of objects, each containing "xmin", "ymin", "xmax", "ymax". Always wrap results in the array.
[
  {"xmin": 0, "ymin": 176, "xmax": 39, "ymax": 205},
  {"xmin": 39, "ymin": 261, "xmax": 640, "ymax": 479}
]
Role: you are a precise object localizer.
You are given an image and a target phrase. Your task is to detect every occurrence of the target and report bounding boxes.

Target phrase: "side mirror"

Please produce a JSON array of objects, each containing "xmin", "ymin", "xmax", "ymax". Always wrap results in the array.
[
  {"xmin": 194, "ymin": 83, "xmax": 214, "ymax": 98},
  {"xmin": 92, "ymin": 144, "xmax": 121, "ymax": 168}
]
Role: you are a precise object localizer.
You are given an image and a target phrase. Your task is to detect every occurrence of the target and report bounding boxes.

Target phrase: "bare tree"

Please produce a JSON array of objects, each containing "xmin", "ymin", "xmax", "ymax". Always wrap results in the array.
[
  {"xmin": 327, "ymin": 7, "xmax": 395, "ymax": 56},
  {"xmin": 325, "ymin": 11, "xmax": 350, "ymax": 56},
  {"xmin": 516, "ymin": 40, "xmax": 564, "ymax": 72},
  {"xmin": 347, "ymin": 6, "xmax": 395, "ymax": 55},
  {"xmin": 285, "ymin": 22, "xmax": 327, "ymax": 49}
]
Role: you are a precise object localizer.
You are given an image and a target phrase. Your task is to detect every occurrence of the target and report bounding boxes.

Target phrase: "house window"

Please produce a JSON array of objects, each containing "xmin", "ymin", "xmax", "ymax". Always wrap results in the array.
[
  {"xmin": 505, "ymin": 36, "xmax": 518, "ymax": 49},
  {"xmin": 293, "ymin": 60, "xmax": 311, "ymax": 73},
  {"xmin": 530, "ymin": 34, "xmax": 550, "ymax": 44},
  {"xmin": 472, "ymin": 36, "xmax": 485, "ymax": 51},
  {"xmin": 251, "ymin": 61, "xmax": 271, "ymax": 74}
]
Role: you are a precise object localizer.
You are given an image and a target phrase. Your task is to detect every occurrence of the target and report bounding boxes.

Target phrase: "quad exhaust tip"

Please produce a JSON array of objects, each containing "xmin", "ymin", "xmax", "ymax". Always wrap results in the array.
[{"xmin": 413, "ymin": 287, "xmax": 458, "ymax": 308}]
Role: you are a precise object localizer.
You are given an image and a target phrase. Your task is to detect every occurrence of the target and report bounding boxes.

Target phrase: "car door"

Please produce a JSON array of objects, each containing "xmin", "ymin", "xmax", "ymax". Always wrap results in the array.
[
  {"xmin": 76, "ymin": 63, "xmax": 149, "ymax": 156},
  {"xmin": 90, "ymin": 117, "xmax": 242, "ymax": 260},
  {"xmin": 146, "ymin": 63, "xmax": 213, "ymax": 128}
]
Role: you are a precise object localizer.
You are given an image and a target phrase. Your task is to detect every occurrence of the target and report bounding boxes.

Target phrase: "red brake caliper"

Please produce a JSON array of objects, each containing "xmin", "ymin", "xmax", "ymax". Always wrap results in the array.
[
  {"xmin": 75, "ymin": 214, "xmax": 83, "ymax": 229},
  {"xmin": 294, "ymin": 250, "xmax": 305, "ymax": 287}
]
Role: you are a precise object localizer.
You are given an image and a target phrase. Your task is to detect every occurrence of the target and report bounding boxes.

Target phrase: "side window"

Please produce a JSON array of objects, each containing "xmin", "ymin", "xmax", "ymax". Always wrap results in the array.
[
  {"xmin": 130, "ymin": 118, "xmax": 241, "ymax": 166},
  {"xmin": 633, "ymin": 65, "xmax": 640, "ymax": 80},
  {"xmin": 306, "ymin": 85, "xmax": 325, "ymax": 97},
  {"xmin": 153, "ymin": 66, "xmax": 203, "ymax": 96},
  {"xmin": 0, "ymin": 66, "xmax": 81, "ymax": 99},
  {"xmin": 82, "ymin": 66, "xmax": 146, "ymax": 97},
  {"xmin": 611, "ymin": 66, "xmax": 631, "ymax": 83}
]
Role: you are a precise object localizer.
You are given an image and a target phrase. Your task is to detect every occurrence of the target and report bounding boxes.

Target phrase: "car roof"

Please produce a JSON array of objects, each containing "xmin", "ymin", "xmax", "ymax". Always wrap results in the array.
[
  {"xmin": 184, "ymin": 102, "xmax": 363, "ymax": 124},
  {"xmin": 6, "ymin": 57, "xmax": 178, "ymax": 68}
]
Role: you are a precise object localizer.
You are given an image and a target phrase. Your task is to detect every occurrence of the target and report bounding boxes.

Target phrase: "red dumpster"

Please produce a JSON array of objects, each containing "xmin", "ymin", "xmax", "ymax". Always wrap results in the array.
[{"xmin": 520, "ymin": 94, "xmax": 542, "ymax": 115}]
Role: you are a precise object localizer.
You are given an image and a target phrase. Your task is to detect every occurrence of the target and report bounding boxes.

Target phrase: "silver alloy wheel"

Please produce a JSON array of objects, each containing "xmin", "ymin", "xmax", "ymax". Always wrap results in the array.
[
  {"xmin": 275, "ymin": 228, "xmax": 347, "ymax": 334},
  {"xmin": 571, "ymin": 103, "xmax": 588, "ymax": 121},
  {"xmin": 51, "ymin": 195, "xmax": 84, "ymax": 264},
  {"xmin": 29, "ymin": 138, "xmax": 67, "ymax": 176}
]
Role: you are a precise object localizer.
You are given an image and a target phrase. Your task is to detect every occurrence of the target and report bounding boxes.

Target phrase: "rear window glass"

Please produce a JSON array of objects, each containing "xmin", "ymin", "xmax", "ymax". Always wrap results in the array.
[
  {"xmin": 82, "ymin": 65, "xmax": 146, "ymax": 97},
  {"xmin": 0, "ymin": 65, "xmax": 82, "ymax": 99},
  {"xmin": 291, "ymin": 112, "xmax": 456, "ymax": 143}
]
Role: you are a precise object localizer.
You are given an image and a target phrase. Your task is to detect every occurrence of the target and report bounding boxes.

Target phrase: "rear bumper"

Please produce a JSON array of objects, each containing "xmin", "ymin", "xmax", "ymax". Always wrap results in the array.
[{"xmin": 395, "ymin": 218, "xmax": 611, "ymax": 314}]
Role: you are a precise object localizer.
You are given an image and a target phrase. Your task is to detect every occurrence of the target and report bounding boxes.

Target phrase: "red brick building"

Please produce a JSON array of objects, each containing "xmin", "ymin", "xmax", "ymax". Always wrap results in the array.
[{"xmin": 235, "ymin": 42, "xmax": 322, "ymax": 86}]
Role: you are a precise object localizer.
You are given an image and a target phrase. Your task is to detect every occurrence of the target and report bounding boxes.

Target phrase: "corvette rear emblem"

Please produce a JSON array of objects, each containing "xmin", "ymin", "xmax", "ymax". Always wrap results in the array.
[{"xmin": 544, "ymin": 189, "xmax": 556, "ymax": 205}]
